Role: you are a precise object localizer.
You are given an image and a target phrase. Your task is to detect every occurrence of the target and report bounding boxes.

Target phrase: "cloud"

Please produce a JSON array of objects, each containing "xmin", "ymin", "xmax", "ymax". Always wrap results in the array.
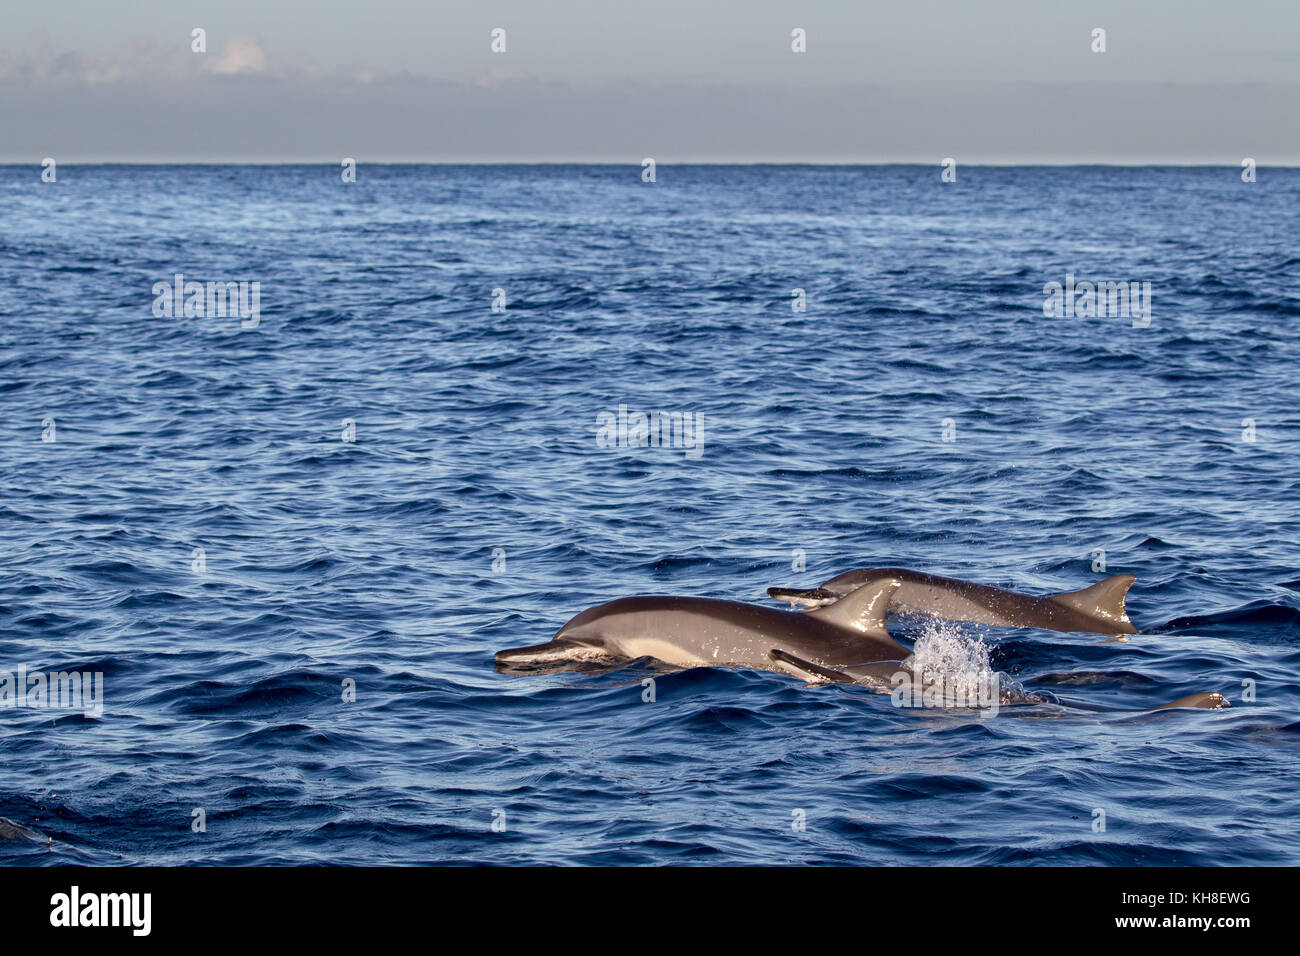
[
  {"xmin": 2, "ymin": 32, "xmax": 1298, "ymax": 163},
  {"xmin": 0, "ymin": 32, "xmax": 182, "ymax": 86},
  {"xmin": 0, "ymin": 32, "xmax": 278, "ymax": 86},
  {"xmin": 203, "ymin": 36, "xmax": 270, "ymax": 77}
]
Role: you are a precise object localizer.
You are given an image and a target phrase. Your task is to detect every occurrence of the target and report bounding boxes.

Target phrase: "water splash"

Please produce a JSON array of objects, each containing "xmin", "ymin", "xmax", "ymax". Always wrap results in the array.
[{"xmin": 902, "ymin": 618, "xmax": 1034, "ymax": 707}]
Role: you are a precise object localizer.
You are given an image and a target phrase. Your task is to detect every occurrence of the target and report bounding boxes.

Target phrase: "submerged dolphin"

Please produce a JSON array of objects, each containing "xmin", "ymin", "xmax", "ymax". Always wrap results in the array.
[
  {"xmin": 496, "ymin": 577, "xmax": 908, "ymax": 679},
  {"xmin": 0, "ymin": 817, "xmax": 45, "ymax": 842},
  {"xmin": 768, "ymin": 567, "xmax": 1138, "ymax": 635},
  {"xmin": 761, "ymin": 648, "xmax": 1226, "ymax": 711}
]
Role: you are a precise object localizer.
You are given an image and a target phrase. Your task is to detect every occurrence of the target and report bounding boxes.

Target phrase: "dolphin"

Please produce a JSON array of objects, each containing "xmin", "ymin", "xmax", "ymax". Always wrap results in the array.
[
  {"xmin": 768, "ymin": 567, "xmax": 1138, "ymax": 635},
  {"xmin": 495, "ymin": 577, "xmax": 909, "ymax": 678},
  {"xmin": 761, "ymin": 649, "xmax": 1227, "ymax": 710},
  {"xmin": 494, "ymin": 575, "xmax": 1226, "ymax": 711}
]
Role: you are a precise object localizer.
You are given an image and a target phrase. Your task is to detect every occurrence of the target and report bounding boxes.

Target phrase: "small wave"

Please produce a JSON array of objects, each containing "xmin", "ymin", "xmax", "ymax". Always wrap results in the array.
[{"xmin": 1158, "ymin": 600, "xmax": 1300, "ymax": 632}]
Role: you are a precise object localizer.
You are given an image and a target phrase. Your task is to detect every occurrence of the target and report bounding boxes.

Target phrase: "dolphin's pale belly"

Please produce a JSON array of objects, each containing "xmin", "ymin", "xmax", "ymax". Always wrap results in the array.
[
  {"xmin": 611, "ymin": 637, "xmax": 715, "ymax": 668},
  {"xmin": 611, "ymin": 626, "xmax": 774, "ymax": 669},
  {"xmin": 596, "ymin": 607, "xmax": 807, "ymax": 669}
]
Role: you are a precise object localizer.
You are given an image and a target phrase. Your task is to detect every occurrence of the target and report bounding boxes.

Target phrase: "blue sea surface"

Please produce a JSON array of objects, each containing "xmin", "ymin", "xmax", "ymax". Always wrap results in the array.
[{"xmin": 1, "ymin": 164, "xmax": 1298, "ymax": 865}]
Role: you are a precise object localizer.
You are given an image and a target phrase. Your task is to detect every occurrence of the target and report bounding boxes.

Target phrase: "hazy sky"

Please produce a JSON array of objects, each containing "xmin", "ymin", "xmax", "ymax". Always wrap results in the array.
[{"xmin": 2, "ymin": 0, "xmax": 1298, "ymax": 162}]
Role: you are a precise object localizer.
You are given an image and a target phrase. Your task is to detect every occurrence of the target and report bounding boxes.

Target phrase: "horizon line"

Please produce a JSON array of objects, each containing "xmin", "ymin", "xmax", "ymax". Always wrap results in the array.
[{"xmin": 4, "ymin": 160, "xmax": 1298, "ymax": 168}]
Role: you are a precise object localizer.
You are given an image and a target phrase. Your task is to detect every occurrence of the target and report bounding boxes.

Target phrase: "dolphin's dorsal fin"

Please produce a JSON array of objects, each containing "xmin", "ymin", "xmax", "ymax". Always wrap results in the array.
[
  {"xmin": 1051, "ymin": 574, "xmax": 1136, "ymax": 628},
  {"xmin": 805, "ymin": 577, "xmax": 901, "ymax": 636}
]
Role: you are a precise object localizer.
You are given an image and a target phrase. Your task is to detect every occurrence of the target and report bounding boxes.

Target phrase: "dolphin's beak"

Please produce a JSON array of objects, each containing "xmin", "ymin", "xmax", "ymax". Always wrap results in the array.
[
  {"xmin": 494, "ymin": 638, "xmax": 582, "ymax": 667},
  {"xmin": 766, "ymin": 586, "xmax": 838, "ymax": 608}
]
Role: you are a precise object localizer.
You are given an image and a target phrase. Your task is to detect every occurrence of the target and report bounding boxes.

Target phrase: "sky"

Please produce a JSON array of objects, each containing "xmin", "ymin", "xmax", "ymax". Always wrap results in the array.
[{"xmin": 2, "ymin": 0, "xmax": 1298, "ymax": 163}]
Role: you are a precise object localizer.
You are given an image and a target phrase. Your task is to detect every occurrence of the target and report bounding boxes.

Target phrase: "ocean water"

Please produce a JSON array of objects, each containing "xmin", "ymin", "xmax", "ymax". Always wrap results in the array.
[{"xmin": 1, "ymin": 164, "xmax": 1298, "ymax": 866}]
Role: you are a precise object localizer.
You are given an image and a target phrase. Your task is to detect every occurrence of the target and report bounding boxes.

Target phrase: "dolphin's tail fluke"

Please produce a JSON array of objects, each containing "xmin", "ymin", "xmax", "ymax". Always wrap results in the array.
[{"xmin": 1051, "ymin": 574, "xmax": 1138, "ymax": 633}]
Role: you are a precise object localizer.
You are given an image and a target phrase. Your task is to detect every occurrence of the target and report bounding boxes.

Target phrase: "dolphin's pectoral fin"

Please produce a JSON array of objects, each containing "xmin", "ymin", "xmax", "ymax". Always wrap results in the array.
[
  {"xmin": 806, "ymin": 576, "xmax": 902, "ymax": 637},
  {"xmin": 1151, "ymin": 691, "xmax": 1229, "ymax": 711},
  {"xmin": 840, "ymin": 660, "xmax": 910, "ymax": 687},
  {"xmin": 1052, "ymin": 574, "xmax": 1138, "ymax": 633},
  {"xmin": 767, "ymin": 649, "xmax": 853, "ymax": 683},
  {"xmin": 767, "ymin": 586, "xmax": 838, "ymax": 609}
]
